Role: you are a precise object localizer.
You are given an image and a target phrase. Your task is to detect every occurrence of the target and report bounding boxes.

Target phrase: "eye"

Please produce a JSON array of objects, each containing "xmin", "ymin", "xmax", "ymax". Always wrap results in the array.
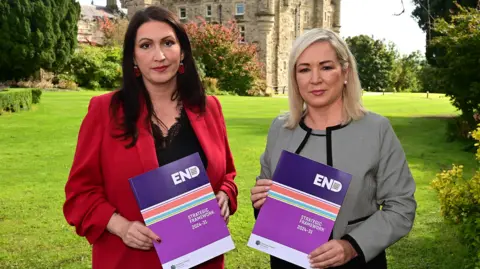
[
  {"xmin": 164, "ymin": 40, "xmax": 176, "ymax": 47},
  {"xmin": 298, "ymin": 68, "xmax": 310, "ymax": 73},
  {"xmin": 322, "ymin": 66, "xmax": 334, "ymax": 70},
  {"xmin": 140, "ymin": 43, "xmax": 150, "ymax": 49}
]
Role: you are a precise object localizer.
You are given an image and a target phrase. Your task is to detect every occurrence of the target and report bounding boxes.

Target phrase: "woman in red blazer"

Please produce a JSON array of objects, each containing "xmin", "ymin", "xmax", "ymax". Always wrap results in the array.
[{"xmin": 63, "ymin": 6, "xmax": 238, "ymax": 269}]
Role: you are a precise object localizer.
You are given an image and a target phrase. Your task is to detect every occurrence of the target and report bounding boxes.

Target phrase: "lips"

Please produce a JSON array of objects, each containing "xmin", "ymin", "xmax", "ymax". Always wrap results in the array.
[
  {"xmin": 311, "ymin": 90, "xmax": 326, "ymax": 96},
  {"xmin": 152, "ymin": 66, "xmax": 168, "ymax": 72}
]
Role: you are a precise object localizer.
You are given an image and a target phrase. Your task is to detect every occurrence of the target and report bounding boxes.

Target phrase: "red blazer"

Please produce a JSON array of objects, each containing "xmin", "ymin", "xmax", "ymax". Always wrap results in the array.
[{"xmin": 63, "ymin": 91, "xmax": 238, "ymax": 269}]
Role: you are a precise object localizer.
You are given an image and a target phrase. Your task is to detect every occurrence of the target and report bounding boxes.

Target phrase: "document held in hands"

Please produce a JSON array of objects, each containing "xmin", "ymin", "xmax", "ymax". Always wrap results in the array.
[
  {"xmin": 247, "ymin": 150, "xmax": 352, "ymax": 268},
  {"xmin": 129, "ymin": 153, "xmax": 235, "ymax": 269}
]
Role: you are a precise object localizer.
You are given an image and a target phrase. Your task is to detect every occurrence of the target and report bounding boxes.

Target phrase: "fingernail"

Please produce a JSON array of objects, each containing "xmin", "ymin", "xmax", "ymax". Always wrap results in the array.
[
  {"xmin": 265, "ymin": 186, "xmax": 270, "ymax": 190},
  {"xmin": 156, "ymin": 238, "xmax": 161, "ymax": 243}
]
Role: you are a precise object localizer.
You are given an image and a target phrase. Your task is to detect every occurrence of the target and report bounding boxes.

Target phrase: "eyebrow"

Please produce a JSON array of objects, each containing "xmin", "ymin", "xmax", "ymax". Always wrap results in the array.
[
  {"xmin": 297, "ymin": 60, "xmax": 333, "ymax": 67},
  {"xmin": 137, "ymin": 35, "xmax": 176, "ymax": 43}
]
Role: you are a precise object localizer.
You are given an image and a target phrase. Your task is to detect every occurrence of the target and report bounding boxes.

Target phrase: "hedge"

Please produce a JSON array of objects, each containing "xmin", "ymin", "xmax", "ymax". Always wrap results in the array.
[{"xmin": 0, "ymin": 88, "xmax": 42, "ymax": 115}]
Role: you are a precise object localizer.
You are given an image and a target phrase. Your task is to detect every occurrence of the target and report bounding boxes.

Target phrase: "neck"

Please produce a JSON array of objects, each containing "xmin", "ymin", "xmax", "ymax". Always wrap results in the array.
[
  {"xmin": 143, "ymin": 77, "xmax": 178, "ymax": 107},
  {"xmin": 305, "ymin": 97, "xmax": 344, "ymax": 130}
]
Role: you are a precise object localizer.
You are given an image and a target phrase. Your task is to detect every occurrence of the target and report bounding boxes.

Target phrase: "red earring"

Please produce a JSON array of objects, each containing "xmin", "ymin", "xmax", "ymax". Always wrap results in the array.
[
  {"xmin": 134, "ymin": 65, "xmax": 141, "ymax": 77},
  {"xmin": 178, "ymin": 62, "xmax": 185, "ymax": 74}
]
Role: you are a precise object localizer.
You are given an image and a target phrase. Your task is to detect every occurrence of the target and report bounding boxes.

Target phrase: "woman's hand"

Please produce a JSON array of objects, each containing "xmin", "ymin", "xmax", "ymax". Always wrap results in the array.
[
  {"xmin": 216, "ymin": 190, "xmax": 230, "ymax": 224},
  {"xmin": 107, "ymin": 213, "xmax": 160, "ymax": 250},
  {"xmin": 308, "ymin": 239, "xmax": 357, "ymax": 268},
  {"xmin": 250, "ymin": 179, "xmax": 273, "ymax": 209}
]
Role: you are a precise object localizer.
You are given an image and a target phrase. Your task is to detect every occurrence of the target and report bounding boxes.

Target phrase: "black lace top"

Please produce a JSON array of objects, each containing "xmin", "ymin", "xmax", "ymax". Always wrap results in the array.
[{"xmin": 151, "ymin": 108, "xmax": 208, "ymax": 168}]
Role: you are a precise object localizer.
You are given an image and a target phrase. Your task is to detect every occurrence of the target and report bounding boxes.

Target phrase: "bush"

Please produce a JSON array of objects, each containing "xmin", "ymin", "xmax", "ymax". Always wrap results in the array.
[
  {"xmin": 185, "ymin": 18, "xmax": 266, "ymax": 96},
  {"xmin": 0, "ymin": 89, "xmax": 33, "ymax": 114},
  {"xmin": 431, "ymin": 124, "xmax": 480, "ymax": 268},
  {"xmin": 63, "ymin": 45, "xmax": 122, "ymax": 90},
  {"xmin": 31, "ymin": 89, "xmax": 42, "ymax": 104}
]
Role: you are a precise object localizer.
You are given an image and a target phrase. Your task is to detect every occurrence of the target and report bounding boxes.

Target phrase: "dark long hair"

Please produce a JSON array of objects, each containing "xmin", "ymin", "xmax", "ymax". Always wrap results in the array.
[{"xmin": 110, "ymin": 6, "xmax": 205, "ymax": 148}]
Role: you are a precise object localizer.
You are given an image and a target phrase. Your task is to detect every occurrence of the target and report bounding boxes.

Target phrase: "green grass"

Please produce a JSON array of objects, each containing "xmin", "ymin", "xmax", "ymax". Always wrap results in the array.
[{"xmin": 0, "ymin": 91, "xmax": 476, "ymax": 268}]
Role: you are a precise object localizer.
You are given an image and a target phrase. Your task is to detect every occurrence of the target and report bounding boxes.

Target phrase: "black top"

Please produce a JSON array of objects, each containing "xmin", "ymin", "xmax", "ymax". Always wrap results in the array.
[{"xmin": 151, "ymin": 108, "xmax": 208, "ymax": 168}]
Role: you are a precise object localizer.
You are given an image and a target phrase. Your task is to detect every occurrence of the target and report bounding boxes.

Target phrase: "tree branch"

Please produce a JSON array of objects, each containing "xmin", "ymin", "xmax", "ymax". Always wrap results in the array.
[{"xmin": 394, "ymin": 0, "xmax": 405, "ymax": 16}]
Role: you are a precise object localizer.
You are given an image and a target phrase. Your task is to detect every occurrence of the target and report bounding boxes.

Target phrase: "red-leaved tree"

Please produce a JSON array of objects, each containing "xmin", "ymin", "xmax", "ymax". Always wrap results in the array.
[{"xmin": 185, "ymin": 18, "xmax": 266, "ymax": 96}]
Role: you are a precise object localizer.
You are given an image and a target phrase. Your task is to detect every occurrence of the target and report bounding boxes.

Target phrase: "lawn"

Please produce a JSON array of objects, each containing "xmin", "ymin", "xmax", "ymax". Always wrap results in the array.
[{"xmin": 0, "ymin": 91, "xmax": 476, "ymax": 269}]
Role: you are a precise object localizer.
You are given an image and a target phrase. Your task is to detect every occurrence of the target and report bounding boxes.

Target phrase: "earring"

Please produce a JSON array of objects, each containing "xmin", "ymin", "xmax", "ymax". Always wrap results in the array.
[
  {"xmin": 178, "ymin": 61, "xmax": 185, "ymax": 74},
  {"xmin": 134, "ymin": 65, "xmax": 141, "ymax": 77}
]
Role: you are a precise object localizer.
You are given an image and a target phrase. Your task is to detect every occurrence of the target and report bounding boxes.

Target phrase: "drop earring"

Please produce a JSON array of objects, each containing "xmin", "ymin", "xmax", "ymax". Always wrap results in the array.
[
  {"xmin": 178, "ymin": 61, "xmax": 185, "ymax": 74},
  {"xmin": 134, "ymin": 65, "xmax": 141, "ymax": 77}
]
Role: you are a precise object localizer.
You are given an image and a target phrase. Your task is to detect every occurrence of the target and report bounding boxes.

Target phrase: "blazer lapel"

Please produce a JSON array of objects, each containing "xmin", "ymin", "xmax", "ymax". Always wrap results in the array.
[
  {"xmin": 134, "ymin": 102, "xmax": 159, "ymax": 173},
  {"xmin": 185, "ymin": 106, "xmax": 214, "ymax": 177}
]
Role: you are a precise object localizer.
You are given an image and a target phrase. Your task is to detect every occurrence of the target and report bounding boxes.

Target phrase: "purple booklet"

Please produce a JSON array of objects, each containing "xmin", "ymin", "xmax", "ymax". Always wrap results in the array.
[
  {"xmin": 247, "ymin": 150, "xmax": 352, "ymax": 268},
  {"xmin": 129, "ymin": 153, "xmax": 235, "ymax": 268}
]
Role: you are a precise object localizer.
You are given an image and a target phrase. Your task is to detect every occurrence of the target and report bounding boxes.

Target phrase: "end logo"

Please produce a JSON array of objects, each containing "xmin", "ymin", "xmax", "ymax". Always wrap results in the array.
[
  {"xmin": 313, "ymin": 174, "xmax": 342, "ymax": 192},
  {"xmin": 172, "ymin": 166, "xmax": 200, "ymax": 185}
]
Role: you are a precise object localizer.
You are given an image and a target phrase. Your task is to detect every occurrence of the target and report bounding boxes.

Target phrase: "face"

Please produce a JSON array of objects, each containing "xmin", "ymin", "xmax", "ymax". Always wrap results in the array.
[
  {"xmin": 295, "ymin": 41, "xmax": 348, "ymax": 109},
  {"xmin": 134, "ymin": 21, "xmax": 183, "ymax": 85}
]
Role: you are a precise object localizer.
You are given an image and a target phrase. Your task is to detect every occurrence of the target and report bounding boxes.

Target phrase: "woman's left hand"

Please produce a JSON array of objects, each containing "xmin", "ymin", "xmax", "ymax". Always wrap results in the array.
[
  {"xmin": 308, "ymin": 239, "xmax": 357, "ymax": 268},
  {"xmin": 216, "ymin": 191, "xmax": 230, "ymax": 224}
]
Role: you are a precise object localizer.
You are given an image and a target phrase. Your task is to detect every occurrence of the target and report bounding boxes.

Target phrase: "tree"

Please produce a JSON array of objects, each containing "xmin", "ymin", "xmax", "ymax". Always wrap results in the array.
[
  {"xmin": 430, "ymin": 4, "xmax": 480, "ymax": 124},
  {"xmin": 0, "ymin": 0, "xmax": 80, "ymax": 81},
  {"xmin": 345, "ymin": 35, "xmax": 397, "ymax": 92},
  {"xmin": 411, "ymin": 0, "xmax": 478, "ymax": 65},
  {"xmin": 99, "ymin": 15, "xmax": 129, "ymax": 47},
  {"xmin": 185, "ymin": 18, "xmax": 266, "ymax": 96},
  {"xmin": 392, "ymin": 51, "xmax": 424, "ymax": 92}
]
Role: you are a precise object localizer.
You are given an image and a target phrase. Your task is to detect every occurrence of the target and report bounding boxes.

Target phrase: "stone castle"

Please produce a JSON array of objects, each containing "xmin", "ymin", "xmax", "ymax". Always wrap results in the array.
[{"xmin": 119, "ymin": 0, "xmax": 341, "ymax": 92}]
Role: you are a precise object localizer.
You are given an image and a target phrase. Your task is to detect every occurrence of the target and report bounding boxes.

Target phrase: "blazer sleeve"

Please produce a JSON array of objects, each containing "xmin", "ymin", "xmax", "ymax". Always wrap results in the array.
[
  {"xmin": 211, "ymin": 96, "xmax": 239, "ymax": 215},
  {"xmin": 63, "ymin": 96, "xmax": 116, "ymax": 245},
  {"xmin": 342, "ymin": 117, "xmax": 417, "ymax": 263},
  {"xmin": 254, "ymin": 116, "xmax": 281, "ymax": 219}
]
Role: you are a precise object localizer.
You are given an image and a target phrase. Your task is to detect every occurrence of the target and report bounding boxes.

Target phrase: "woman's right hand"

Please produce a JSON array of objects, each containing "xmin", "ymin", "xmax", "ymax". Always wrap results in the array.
[
  {"xmin": 250, "ymin": 179, "xmax": 273, "ymax": 209},
  {"xmin": 120, "ymin": 221, "xmax": 161, "ymax": 250},
  {"xmin": 107, "ymin": 213, "xmax": 161, "ymax": 251}
]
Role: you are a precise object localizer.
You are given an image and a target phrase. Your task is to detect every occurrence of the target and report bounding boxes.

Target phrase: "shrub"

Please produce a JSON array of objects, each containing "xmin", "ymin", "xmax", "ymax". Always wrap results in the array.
[
  {"xmin": 31, "ymin": 89, "xmax": 42, "ymax": 104},
  {"xmin": 431, "ymin": 124, "xmax": 480, "ymax": 268},
  {"xmin": 0, "ymin": 89, "xmax": 33, "ymax": 114},
  {"xmin": 185, "ymin": 18, "xmax": 266, "ymax": 96},
  {"xmin": 64, "ymin": 45, "xmax": 122, "ymax": 90},
  {"xmin": 202, "ymin": 77, "xmax": 219, "ymax": 94}
]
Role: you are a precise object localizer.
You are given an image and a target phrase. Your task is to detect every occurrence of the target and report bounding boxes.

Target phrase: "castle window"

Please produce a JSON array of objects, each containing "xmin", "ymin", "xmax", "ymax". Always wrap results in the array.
[
  {"xmin": 179, "ymin": 7, "xmax": 187, "ymax": 19},
  {"xmin": 206, "ymin": 5, "xmax": 212, "ymax": 17},
  {"xmin": 235, "ymin": 3, "xmax": 245, "ymax": 15},
  {"xmin": 239, "ymin": 25, "xmax": 246, "ymax": 42}
]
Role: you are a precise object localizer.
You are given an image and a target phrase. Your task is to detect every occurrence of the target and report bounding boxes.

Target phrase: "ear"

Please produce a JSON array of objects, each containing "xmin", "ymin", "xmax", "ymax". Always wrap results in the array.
[
  {"xmin": 181, "ymin": 51, "xmax": 184, "ymax": 62},
  {"xmin": 133, "ymin": 57, "xmax": 137, "ymax": 65},
  {"xmin": 342, "ymin": 63, "xmax": 350, "ymax": 79}
]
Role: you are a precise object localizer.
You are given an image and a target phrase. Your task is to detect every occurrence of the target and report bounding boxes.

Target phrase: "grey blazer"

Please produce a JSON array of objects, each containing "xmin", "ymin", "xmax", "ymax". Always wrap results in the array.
[{"xmin": 255, "ymin": 111, "xmax": 417, "ymax": 264}]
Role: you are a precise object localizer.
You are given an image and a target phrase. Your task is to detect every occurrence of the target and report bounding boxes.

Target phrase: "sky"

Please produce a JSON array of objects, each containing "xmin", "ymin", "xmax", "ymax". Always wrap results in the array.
[{"xmin": 78, "ymin": 0, "xmax": 426, "ymax": 56}]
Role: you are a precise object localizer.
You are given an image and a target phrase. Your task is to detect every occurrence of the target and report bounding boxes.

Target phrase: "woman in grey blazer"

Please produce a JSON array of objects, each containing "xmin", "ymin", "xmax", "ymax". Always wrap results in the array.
[{"xmin": 250, "ymin": 28, "xmax": 417, "ymax": 269}]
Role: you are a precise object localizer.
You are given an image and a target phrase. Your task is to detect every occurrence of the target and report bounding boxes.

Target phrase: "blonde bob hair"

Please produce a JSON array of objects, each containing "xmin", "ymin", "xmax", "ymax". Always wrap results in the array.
[{"xmin": 283, "ymin": 28, "xmax": 366, "ymax": 129}]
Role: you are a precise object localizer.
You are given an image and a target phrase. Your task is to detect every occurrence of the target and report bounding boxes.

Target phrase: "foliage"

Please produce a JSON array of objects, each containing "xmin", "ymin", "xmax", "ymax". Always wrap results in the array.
[
  {"xmin": 411, "ymin": 0, "xmax": 478, "ymax": 65},
  {"xmin": 392, "ymin": 51, "xmax": 424, "ymax": 92},
  {"xmin": 345, "ymin": 35, "xmax": 397, "ymax": 92},
  {"xmin": 418, "ymin": 63, "xmax": 447, "ymax": 93},
  {"xmin": 0, "ymin": 89, "xmax": 33, "ymax": 114},
  {"xmin": 31, "ymin": 89, "xmax": 42, "ymax": 104},
  {"xmin": 0, "ymin": 0, "xmax": 81, "ymax": 81},
  {"xmin": 64, "ymin": 45, "xmax": 122, "ymax": 90},
  {"xmin": 431, "ymin": 124, "xmax": 480, "ymax": 268},
  {"xmin": 99, "ymin": 15, "xmax": 129, "ymax": 47},
  {"xmin": 202, "ymin": 77, "xmax": 219, "ymax": 95},
  {"xmin": 185, "ymin": 18, "xmax": 266, "ymax": 96},
  {"xmin": 430, "ymin": 5, "xmax": 480, "ymax": 126}
]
